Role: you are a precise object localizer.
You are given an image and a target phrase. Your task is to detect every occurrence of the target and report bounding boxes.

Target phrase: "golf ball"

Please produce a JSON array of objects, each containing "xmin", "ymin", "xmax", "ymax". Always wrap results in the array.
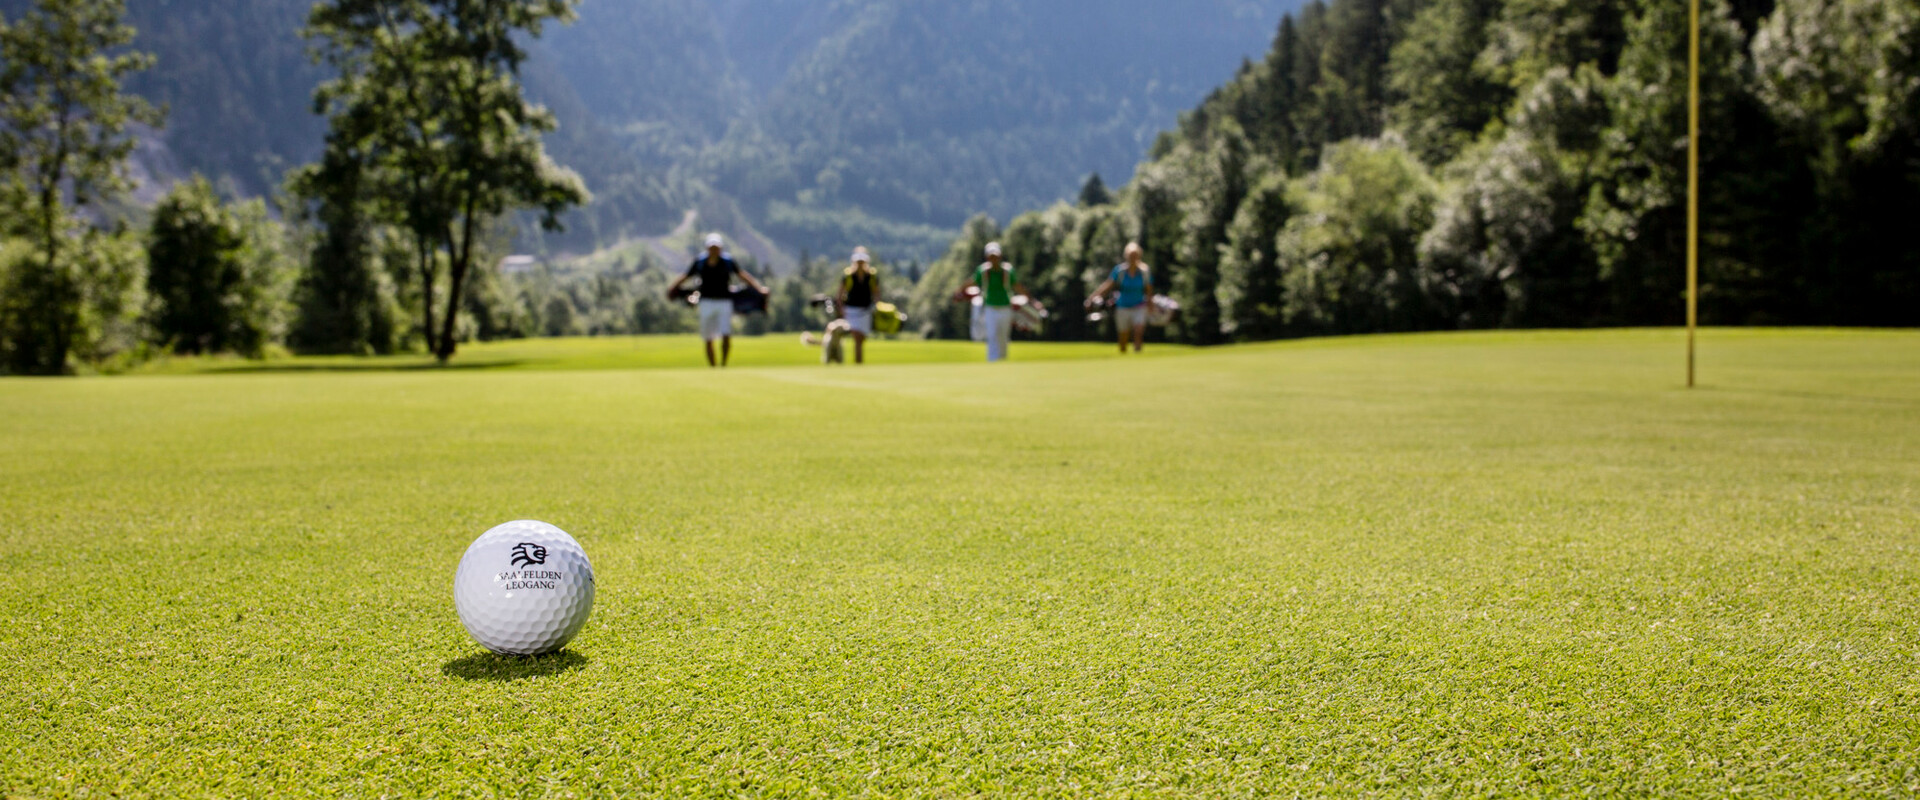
[{"xmin": 453, "ymin": 520, "xmax": 595, "ymax": 656}]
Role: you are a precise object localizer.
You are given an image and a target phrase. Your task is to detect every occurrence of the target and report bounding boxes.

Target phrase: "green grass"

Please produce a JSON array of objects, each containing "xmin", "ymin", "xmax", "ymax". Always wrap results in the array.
[
  {"xmin": 128, "ymin": 334, "xmax": 1187, "ymax": 374},
  {"xmin": 4, "ymin": 328, "xmax": 1917, "ymax": 796}
]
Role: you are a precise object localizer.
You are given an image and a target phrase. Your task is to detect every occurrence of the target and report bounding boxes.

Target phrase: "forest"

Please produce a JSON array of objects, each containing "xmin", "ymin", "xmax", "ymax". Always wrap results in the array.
[{"xmin": 911, "ymin": 0, "xmax": 1920, "ymax": 342}]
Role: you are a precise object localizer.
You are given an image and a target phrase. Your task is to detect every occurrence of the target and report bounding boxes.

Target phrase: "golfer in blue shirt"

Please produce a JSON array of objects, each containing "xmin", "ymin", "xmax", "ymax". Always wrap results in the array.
[{"xmin": 1086, "ymin": 242, "xmax": 1156, "ymax": 354}]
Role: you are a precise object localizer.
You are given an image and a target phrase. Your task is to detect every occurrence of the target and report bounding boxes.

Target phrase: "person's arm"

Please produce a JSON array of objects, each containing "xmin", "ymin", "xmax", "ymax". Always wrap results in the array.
[
  {"xmin": 667, "ymin": 264, "xmax": 694, "ymax": 297},
  {"xmin": 953, "ymin": 273, "xmax": 979, "ymax": 302},
  {"xmin": 1087, "ymin": 278, "xmax": 1116, "ymax": 306},
  {"xmin": 734, "ymin": 263, "xmax": 768, "ymax": 294},
  {"xmin": 835, "ymin": 278, "xmax": 849, "ymax": 318},
  {"xmin": 1144, "ymin": 270, "xmax": 1155, "ymax": 303}
]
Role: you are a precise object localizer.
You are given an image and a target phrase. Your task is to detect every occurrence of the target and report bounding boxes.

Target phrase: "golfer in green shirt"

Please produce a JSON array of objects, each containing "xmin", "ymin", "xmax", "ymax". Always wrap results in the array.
[{"xmin": 955, "ymin": 242, "xmax": 1029, "ymax": 362}]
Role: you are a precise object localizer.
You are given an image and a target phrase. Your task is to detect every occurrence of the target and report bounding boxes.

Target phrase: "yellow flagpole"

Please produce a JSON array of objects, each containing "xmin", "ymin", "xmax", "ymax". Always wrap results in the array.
[{"xmin": 1687, "ymin": 0, "xmax": 1701, "ymax": 388}]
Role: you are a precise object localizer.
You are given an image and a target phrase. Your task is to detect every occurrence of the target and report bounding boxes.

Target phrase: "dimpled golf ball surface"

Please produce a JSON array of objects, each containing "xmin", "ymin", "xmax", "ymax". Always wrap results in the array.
[{"xmin": 454, "ymin": 521, "xmax": 595, "ymax": 655}]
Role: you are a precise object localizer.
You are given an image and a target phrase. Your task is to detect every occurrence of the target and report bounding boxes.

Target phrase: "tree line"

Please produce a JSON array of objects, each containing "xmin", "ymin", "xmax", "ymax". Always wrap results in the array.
[{"xmin": 913, "ymin": 0, "xmax": 1920, "ymax": 342}]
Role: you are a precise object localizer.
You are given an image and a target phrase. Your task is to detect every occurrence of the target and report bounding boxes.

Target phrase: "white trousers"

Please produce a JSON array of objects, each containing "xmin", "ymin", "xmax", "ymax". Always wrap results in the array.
[{"xmin": 982, "ymin": 306, "xmax": 1014, "ymax": 362}]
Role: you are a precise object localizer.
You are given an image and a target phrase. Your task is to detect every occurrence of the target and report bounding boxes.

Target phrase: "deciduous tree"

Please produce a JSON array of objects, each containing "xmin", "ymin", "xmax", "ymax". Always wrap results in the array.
[
  {"xmin": 147, "ymin": 175, "xmax": 276, "ymax": 355},
  {"xmin": 0, "ymin": 0, "xmax": 162, "ymax": 374},
  {"xmin": 303, "ymin": 0, "xmax": 588, "ymax": 362}
]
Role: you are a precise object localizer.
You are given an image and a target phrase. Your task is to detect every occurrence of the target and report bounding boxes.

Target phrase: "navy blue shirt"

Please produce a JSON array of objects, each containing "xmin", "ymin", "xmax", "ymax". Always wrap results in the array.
[{"xmin": 686, "ymin": 255, "xmax": 742, "ymax": 300}]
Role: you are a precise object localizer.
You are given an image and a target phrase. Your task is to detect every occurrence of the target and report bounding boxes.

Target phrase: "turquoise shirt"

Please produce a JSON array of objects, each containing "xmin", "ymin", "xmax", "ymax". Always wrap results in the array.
[{"xmin": 1111, "ymin": 265, "xmax": 1151, "ymax": 308}]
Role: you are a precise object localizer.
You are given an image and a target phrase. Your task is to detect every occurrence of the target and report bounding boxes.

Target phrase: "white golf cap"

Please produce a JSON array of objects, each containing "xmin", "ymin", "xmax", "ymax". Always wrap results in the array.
[
  {"xmin": 984, "ymin": 242, "xmax": 1002, "ymax": 257},
  {"xmin": 704, "ymin": 233, "xmax": 725, "ymax": 249},
  {"xmin": 851, "ymin": 249, "xmax": 870, "ymax": 263}
]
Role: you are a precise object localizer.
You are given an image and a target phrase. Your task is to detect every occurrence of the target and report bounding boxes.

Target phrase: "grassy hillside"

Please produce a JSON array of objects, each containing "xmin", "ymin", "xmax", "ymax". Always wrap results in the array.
[{"xmin": 5, "ymin": 329, "xmax": 1918, "ymax": 795}]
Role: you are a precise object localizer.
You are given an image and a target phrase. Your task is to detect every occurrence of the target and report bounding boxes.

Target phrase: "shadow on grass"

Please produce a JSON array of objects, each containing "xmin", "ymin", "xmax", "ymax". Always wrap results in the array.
[
  {"xmin": 442, "ymin": 650, "xmax": 589, "ymax": 681},
  {"xmin": 208, "ymin": 359, "xmax": 529, "ymax": 374}
]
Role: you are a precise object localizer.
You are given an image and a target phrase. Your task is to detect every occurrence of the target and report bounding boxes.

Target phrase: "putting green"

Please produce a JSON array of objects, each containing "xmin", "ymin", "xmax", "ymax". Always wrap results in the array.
[{"xmin": 4, "ymin": 329, "xmax": 1916, "ymax": 796}]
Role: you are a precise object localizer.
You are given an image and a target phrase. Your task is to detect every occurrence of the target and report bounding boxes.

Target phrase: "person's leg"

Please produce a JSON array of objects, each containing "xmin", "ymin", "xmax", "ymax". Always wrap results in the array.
[
  {"xmin": 700, "ymin": 302, "xmax": 723, "ymax": 366},
  {"xmin": 721, "ymin": 335, "xmax": 732, "ymax": 367},
  {"xmin": 1132, "ymin": 324, "xmax": 1146, "ymax": 353},
  {"xmin": 853, "ymin": 332, "xmax": 866, "ymax": 364},
  {"xmin": 1117, "ymin": 324, "xmax": 1130, "ymax": 354},
  {"xmin": 988, "ymin": 308, "xmax": 1013, "ymax": 362}
]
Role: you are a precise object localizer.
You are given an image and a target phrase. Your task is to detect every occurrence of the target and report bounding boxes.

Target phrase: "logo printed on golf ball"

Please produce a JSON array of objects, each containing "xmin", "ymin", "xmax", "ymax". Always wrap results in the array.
[
  {"xmin": 454, "ymin": 520, "xmax": 595, "ymax": 656},
  {"xmin": 510, "ymin": 542, "xmax": 547, "ymax": 568}
]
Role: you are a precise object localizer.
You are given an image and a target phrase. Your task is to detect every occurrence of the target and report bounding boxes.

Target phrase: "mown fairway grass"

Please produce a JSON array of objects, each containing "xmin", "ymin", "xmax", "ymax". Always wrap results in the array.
[{"xmin": 4, "ymin": 328, "xmax": 1917, "ymax": 796}]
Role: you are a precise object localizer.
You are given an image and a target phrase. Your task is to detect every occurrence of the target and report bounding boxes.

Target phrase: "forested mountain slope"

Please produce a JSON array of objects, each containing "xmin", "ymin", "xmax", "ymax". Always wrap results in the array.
[{"xmin": 698, "ymin": 0, "xmax": 1302, "ymax": 255}]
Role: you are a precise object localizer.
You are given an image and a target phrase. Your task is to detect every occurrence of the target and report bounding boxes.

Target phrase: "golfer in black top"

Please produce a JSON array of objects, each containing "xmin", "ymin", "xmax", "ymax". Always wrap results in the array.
[
  {"xmin": 668, "ymin": 234, "xmax": 768, "ymax": 367},
  {"xmin": 837, "ymin": 247, "xmax": 879, "ymax": 364}
]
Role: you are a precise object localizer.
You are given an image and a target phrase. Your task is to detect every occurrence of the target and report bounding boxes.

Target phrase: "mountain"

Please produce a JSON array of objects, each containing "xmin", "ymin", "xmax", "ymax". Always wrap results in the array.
[
  {"xmin": 562, "ymin": 0, "xmax": 1304, "ymax": 259},
  {"xmin": 3, "ymin": 0, "xmax": 1301, "ymax": 261},
  {"xmin": 0, "ymin": 0, "xmax": 328, "ymax": 197}
]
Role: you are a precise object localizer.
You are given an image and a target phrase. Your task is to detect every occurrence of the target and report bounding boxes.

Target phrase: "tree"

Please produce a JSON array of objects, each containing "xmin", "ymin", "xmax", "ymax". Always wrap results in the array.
[
  {"xmin": 1218, "ymin": 172, "xmax": 1293, "ymax": 339},
  {"xmin": 0, "ymin": 0, "xmax": 162, "ymax": 374},
  {"xmin": 1174, "ymin": 126, "xmax": 1251, "ymax": 344},
  {"xmin": 1262, "ymin": 14, "xmax": 1306, "ymax": 171},
  {"xmin": 1276, "ymin": 137, "xmax": 1439, "ymax": 335},
  {"xmin": 146, "ymin": 176, "xmax": 278, "ymax": 355},
  {"xmin": 1077, "ymin": 173, "xmax": 1113, "ymax": 207},
  {"xmin": 288, "ymin": 142, "xmax": 397, "ymax": 355},
  {"xmin": 304, "ymin": 0, "xmax": 589, "ymax": 363},
  {"xmin": 1580, "ymin": 1, "xmax": 1753, "ymax": 325},
  {"xmin": 1751, "ymin": 0, "xmax": 1920, "ymax": 323},
  {"xmin": 1387, "ymin": 0, "xmax": 1509, "ymax": 165}
]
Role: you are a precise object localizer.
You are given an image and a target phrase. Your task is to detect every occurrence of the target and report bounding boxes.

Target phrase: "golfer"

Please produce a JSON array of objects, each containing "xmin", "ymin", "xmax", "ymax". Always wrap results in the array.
[
  {"xmin": 836, "ymin": 247, "xmax": 880, "ymax": 364},
  {"xmin": 956, "ymin": 242, "xmax": 1030, "ymax": 363},
  {"xmin": 1087, "ymin": 242, "xmax": 1156, "ymax": 354},
  {"xmin": 668, "ymin": 233, "xmax": 767, "ymax": 368}
]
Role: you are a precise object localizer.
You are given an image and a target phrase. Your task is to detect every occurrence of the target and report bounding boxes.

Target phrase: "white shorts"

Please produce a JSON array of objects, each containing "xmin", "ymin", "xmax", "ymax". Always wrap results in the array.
[
  {"xmin": 1113, "ymin": 305, "xmax": 1148, "ymax": 330},
  {"xmin": 698, "ymin": 299, "xmax": 734, "ymax": 341},
  {"xmin": 843, "ymin": 307, "xmax": 874, "ymax": 336}
]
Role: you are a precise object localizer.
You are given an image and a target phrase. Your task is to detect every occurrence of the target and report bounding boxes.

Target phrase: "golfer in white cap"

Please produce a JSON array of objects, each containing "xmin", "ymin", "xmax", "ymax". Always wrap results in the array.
[
  {"xmin": 955, "ymin": 241, "xmax": 1030, "ymax": 362},
  {"xmin": 668, "ymin": 233, "xmax": 768, "ymax": 367},
  {"xmin": 837, "ymin": 247, "xmax": 880, "ymax": 365}
]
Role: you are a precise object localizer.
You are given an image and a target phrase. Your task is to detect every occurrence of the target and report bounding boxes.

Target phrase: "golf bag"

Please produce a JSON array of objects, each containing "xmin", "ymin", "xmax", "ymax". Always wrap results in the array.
[
  {"xmin": 1011, "ymin": 296, "xmax": 1048, "ymax": 334},
  {"xmin": 732, "ymin": 286, "xmax": 770, "ymax": 315},
  {"xmin": 1084, "ymin": 294, "xmax": 1114, "ymax": 323},
  {"xmin": 968, "ymin": 296, "xmax": 987, "ymax": 341},
  {"xmin": 1147, "ymin": 295, "xmax": 1181, "ymax": 327},
  {"xmin": 873, "ymin": 302, "xmax": 906, "ymax": 335}
]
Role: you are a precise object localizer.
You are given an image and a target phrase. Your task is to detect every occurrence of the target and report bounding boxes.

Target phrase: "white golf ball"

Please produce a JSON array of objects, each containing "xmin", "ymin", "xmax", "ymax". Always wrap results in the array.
[{"xmin": 453, "ymin": 520, "xmax": 595, "ymax": 656}]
